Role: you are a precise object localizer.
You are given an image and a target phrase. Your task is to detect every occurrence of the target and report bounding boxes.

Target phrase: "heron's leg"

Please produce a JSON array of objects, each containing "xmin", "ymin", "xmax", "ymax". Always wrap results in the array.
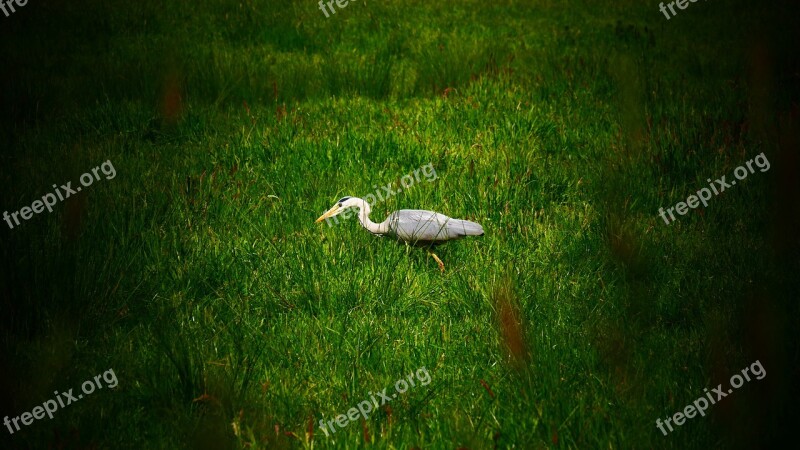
[{"xmin": 428, "ymin": 250, "xmax": 445, "ymax": 273}]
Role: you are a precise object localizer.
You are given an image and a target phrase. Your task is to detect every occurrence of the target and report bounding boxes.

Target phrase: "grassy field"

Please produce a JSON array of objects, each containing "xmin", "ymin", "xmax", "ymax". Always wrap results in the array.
[{"xmin": 1, "ymin": 0, "xmax": 798, "ymax": 448}]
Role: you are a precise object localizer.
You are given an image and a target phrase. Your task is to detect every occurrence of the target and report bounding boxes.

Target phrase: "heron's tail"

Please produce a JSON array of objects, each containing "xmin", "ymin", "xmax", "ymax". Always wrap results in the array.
[{"xmin": 455, "ymin": 219, "xmax": 484, "ymax": 236}]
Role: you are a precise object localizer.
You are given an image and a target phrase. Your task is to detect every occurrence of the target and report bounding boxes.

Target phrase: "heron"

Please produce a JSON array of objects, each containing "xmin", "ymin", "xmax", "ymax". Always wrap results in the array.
[{"xmin": 315, "ymin": 196, "xmax": 484, "ymax": 272}]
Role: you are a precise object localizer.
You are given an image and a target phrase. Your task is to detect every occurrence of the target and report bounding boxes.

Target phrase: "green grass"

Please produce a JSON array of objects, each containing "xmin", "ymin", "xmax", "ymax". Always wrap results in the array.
[{"xmin": 1, "ymin": 0, "xmax": 798, "ymax": 448}]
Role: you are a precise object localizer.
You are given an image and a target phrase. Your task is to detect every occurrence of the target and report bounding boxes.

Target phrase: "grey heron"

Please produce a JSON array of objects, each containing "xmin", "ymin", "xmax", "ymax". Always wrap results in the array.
[{"xmin": 315, "ymin": 196, "xmax": 484, "ymax": 272}]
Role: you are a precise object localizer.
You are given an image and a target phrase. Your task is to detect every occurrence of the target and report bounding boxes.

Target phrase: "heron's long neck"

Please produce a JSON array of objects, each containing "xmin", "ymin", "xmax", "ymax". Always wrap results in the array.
[{"xmin": 356, "ymin": 201, "xmax": 388, "ymax": 235}]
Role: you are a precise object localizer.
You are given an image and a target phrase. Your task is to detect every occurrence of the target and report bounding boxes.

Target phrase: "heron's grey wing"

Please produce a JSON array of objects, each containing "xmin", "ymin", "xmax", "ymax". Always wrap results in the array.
[
  {"xmin": 389, "ymin": 210, "xmax": 482, "ymax": 243},
  {"xmin": 445, "ymin": 218, "xmax": 484, "ymax": 237},
  {"xmin": 388, "ymin": 210, "xmax": 447, "ymax": 242}
]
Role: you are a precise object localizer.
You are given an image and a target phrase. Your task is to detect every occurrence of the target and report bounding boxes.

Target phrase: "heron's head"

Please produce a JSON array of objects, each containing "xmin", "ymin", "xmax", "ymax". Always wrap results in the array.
[{"xmin": 315, "ymin": 196, "xmax": 365, "ymax": 223}]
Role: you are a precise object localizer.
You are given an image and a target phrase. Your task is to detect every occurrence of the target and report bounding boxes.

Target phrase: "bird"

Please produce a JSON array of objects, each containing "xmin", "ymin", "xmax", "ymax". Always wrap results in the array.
[{"xmin": 315, "ymin": 196, "xmax": 484, "ymax": 272}]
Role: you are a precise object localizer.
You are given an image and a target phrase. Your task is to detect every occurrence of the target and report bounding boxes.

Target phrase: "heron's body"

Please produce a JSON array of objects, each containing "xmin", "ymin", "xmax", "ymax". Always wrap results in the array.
[
  {"xmin": 315, "ymin": 197, "xmax": 484, "ymax": 271},
  {"xmin": 383, "ymin": 209, "xmax": 484, "ymax": 245}
]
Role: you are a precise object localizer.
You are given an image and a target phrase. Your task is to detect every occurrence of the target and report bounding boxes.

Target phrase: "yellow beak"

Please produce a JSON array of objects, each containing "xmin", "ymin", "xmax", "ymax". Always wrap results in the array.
[{"xmin": 315, "ymin": 204, "xmax": 341, "ymax": 223}]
